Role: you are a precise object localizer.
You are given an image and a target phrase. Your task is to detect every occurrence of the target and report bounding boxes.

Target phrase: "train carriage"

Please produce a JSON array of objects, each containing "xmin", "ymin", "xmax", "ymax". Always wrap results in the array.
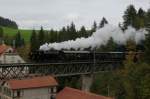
[{"xmin": 29, "ymin": 50, "xmax": 127, "ymax": 63}]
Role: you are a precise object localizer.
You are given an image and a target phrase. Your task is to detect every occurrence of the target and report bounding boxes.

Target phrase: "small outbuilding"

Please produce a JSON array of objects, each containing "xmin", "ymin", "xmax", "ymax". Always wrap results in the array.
[
  {"xmin": 0, "ymin": 76, "xmax": 58, "ymax": 99},
  {"xmin": 0, "ymin": 44, "xmax": 25, "ymax": 64}
]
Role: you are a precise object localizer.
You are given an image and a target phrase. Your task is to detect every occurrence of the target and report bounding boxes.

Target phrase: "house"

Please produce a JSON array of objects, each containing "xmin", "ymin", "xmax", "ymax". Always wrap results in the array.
[
  {"xmin": 0, "ymin": 44, "xmax": 25, "ymax": 64},
  {"xmin": 0, "ymin": 76, "xmax": 58, "ymax": 99},
  {"xmin": 56, "ymin": 87, "xmax": 113, "ymax": 99}
]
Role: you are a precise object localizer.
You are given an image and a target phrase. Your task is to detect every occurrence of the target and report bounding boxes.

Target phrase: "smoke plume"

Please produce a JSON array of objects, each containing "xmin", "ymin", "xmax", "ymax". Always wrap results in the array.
[{"xmin": 40, "ymin": 24, "xmax": 147, "ymax": 51}]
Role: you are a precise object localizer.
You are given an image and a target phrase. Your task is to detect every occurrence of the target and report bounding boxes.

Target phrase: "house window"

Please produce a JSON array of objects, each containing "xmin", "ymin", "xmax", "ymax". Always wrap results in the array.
[
  {"xmin": 49, "ymin": 87, "xmax": 57, "ymax": 94},
  {"xmin": 51, "ymin": 88, "xmax": 54, "ymax": 93},
  {"xmin": 51, "ymin": 95, "xmax": 55, "ymax": 99},
  {"xmin": 48, "ymin": 88, "xmax": 51, "ymax": 93},
  {"xmin": 8, "ymin": 50, "xmax": 12, "ymax": 53},
  {"xmin": 53, "ymin": 87, "xmax": 57, "ymax": 93},
  {"xmin": 14, "ymin": 90, "xmax": 23, "ymax": 97},
  {"xmin": 17, "ymin": 90, "xmax": 20, "ymax": 97}
]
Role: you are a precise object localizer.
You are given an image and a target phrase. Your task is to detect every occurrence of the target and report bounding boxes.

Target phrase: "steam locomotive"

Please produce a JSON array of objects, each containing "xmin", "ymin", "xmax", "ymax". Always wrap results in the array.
[{"xmin": 29, "ymin": 50, "xmax": 127, "ymax": 63}]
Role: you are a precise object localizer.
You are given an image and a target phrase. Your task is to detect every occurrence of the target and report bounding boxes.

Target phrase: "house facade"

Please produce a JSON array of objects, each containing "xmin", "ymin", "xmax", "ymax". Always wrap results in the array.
[
  {"xmin": 0, "ymin": 44, "xmax": 25, "ymax": 64},
  {"xmin": 0, "ymin": 76, "xmax": 58, "ymax": 99}
]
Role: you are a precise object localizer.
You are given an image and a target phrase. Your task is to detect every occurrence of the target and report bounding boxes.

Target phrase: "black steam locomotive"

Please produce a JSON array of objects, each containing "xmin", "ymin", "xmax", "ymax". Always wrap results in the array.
[{"xmin": 29, "ymin": 50, "xmax": 126, "ymax": 63}]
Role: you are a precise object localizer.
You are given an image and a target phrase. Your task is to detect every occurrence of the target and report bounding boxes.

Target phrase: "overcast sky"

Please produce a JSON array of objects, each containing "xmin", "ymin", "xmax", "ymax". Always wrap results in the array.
[{"xmin": 0, "ymin": 0, "xmax": 149, "ymax": 29}]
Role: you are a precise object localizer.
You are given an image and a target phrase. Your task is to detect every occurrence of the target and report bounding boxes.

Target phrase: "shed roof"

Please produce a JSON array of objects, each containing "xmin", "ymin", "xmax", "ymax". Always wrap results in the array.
[
  {"xmin": 0, "ymin": 44, "xmax": 10, "ymax": 54},
  {"xmin": 56, "ymin": 87, "xmax": 113, "ymax": 99}
]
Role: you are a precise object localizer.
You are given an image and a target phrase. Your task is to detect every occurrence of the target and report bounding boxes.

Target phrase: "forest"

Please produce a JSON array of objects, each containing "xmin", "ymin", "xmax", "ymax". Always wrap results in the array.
[{"xmin": 0, "ymin": 16, "xmax": 18, "ymax": 29}]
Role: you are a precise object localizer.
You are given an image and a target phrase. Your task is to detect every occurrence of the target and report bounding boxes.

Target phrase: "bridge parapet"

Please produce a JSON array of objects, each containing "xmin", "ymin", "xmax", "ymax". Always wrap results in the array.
[{"xmin": 0, "ymin": 61, "xmax": 122, "ymax": 80}]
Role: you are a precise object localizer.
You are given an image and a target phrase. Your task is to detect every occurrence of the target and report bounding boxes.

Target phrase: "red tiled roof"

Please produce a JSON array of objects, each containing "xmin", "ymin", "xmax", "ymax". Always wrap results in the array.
[
  {"xmin": 0, "ymin": 44, "xmax": 10, "ymax": 54},
  {"xmin": 7, "ymin": 76, "xmax": 58, "ymax": 90},
  {"xmin": 56, "ymin": 87, "xmax": 113, "ymax": 99}
]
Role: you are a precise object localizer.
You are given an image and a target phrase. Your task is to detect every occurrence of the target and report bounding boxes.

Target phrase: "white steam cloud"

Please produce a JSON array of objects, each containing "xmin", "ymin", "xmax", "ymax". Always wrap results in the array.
[{"xmin": 40, "ymin": 24, "xmax": 147, "ymax": 51}]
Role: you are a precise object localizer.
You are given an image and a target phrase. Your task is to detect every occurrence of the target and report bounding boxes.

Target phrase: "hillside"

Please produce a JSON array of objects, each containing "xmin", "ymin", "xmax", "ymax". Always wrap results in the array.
[{"xmin": 2, "ymin": 27, "xmax": 33, "ymax": 43}]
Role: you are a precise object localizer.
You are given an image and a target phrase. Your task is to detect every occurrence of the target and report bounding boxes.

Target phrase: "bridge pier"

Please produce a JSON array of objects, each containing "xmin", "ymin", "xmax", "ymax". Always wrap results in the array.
[{"xmin": 81, "ymin": 74, "xmax": 93, "ymax": 92}]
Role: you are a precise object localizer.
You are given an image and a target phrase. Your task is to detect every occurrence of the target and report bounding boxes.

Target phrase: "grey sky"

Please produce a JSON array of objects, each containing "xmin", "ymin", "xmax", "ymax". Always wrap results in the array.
[{"xmin": 0, "ymin": 0, "xmax": 149, "ymax": 29}]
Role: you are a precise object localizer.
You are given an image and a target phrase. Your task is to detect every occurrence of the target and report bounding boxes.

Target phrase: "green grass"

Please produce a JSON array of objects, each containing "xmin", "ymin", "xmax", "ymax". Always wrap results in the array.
[{"xmin": 2, "ymin": 27, "xmax": 33, "ymax": 43}]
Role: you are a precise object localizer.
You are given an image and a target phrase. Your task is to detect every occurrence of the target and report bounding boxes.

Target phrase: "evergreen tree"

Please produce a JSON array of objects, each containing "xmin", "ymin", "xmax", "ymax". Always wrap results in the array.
[
  {"xmin": 144, "ymin": 9, "xmax": 150, "ymax": 63},
  {"xmin": 59, "ymin": 27, "xmax": 67, "ymax": 42},
  {"xmin": 123, "ymin": 5, "xmax": 137, "ymax": 29},
  {"xmin": 44, "ymin": 31, "xmax": 50, "ymax": 42},
  {"xmin": 49, "ymin": 29, "xmax": 58, "ymax": 43},
  {"xmin": 79, "ymin": 26, "xmax": 87, "ymax": 38},
  {"xmin": 106, "ymin": 37, "xmax": 117, "ymax": 51},
  {"xmin": 0, "ymin": 27, "xmax": 3, "ymax": 44},
  {"xmin": 145, "ymin": 9, "xmax": 150, "ymax": 27},
  {"xmin": 135, "ymin": 8, "xmax": 146, "ymax": 50},
  {"xmin": 97, "ymin": 37, "xmax": 117, "ymax": 52},
  {"xmin": 15, "ymin": 31, "xmax": 22, "ymax": 47},
  {"xmin": 38, "ymin": 27, "xmax": 45, "ymax": 46},
  {"xmin": 66, "ymin": 26, "xmax": 70, "ymax": 40},
  {"xmin": 21, "ymin": 38, "xmax": 25, "ymax": 46},
  {"xmin": 138, "ymin": 8, "xmax": 145, "ymax": 18},
  {"xmin": 144, "ymin": 25, "xmax": 150, "ymax": 63},
  {"xmin": 91, "ymin": 21, "xmax": 97, "ymax": 33},
  {"xmin": 30, "ymin": 30, "xmax": 38, "ymax": 51},
  {"xmin": 0, "ymin": 27, "xmax": 3, "ymax": 38},
  {"xmin": 4, "ymin": 34, "xmax": 11, "ymax": 45},
  {"xmin": 137, "ymin": 8, "xmax": 146, "ymax": 29},
  {"xmin": 141, "ymin": 72, "xmax": 150, "ymax": 99},
  {"xmin": 69, "ymin": 22, "xmax": 77, "ymax": 40},
  {"xmin": 49, "ymin": 29, "xmax": 53, "ymax": 43},
  {"xmin": 99, "ymin": 17, "xmax": 108, "ymax": 28},
  {"xmin": 55, "ymin": 31, "xmax": 59, "ymax": 42}
]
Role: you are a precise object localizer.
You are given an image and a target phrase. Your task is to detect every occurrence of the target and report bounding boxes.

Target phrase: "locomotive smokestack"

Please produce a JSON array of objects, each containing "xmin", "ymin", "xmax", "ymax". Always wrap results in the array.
[{"xmin": 40, "ymin": 24, "xmax": 147, "ymax": 51}]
